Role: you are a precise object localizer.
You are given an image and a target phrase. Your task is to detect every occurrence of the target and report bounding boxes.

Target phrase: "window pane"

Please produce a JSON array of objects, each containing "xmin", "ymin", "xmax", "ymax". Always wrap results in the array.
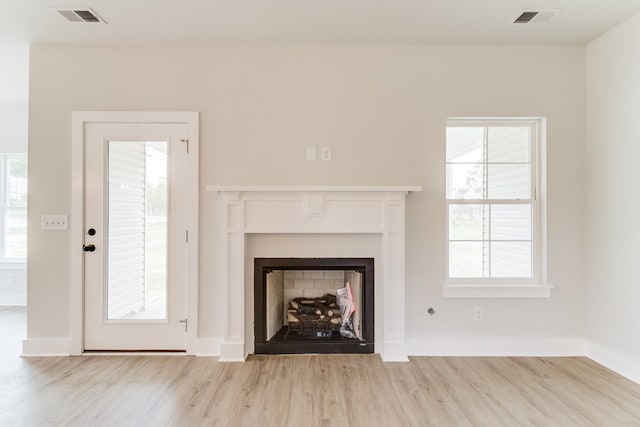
[
  {"xmin": 490, "ymin": 205, "xmax": 531, "ymax": 240},
  {"xmin": 446, "ymin": 163, "xmax": 484, "ymax": 199},
  {"xmin": 449, "ymin": 204, "xmax": 484, "ymax": 240},
  {"xmin": 488, "ymin": 127, "xmax": 530, "ymax": 163},
  {"xmin": 7, "ymin": 157, "xmax": 28, "ymax": 208},
  {"xmin": 446, "ymin": 127, "xmax": 484, "ymax": 163},
  {"xmin": 6, "ymin": 208, "xmax": 27, "ymax": 258},
  {"xmin": 488, "ymin": 164, "xmax": 530, "ymax": 199},
  {"xmin": 491, "ymin": 242, "xmax": 532, "ymax": 278},
  {"xmin": 446, "ymin": 120, "xmax": 539, "ymax": 281},
  {"xmin": 449, "ymin": 242, "xmax": 484, "ymax": 278}
]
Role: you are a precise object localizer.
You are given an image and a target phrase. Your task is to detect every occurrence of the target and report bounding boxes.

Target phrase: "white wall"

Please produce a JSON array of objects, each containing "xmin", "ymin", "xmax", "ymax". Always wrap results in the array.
[
  {"xmin": 0, "ymin": 104, "xmax": 28, "ymax": 153},
  {"xmin": 586, "ymin": 12, "xmax": 640, "ymax": 383},
  {"xmin": 0, "ymin": 42, "xmax": 29, "ymax": 306},
  {"xmin": 0, "ymin": 41, "xmax": 29, "ymax": 105},
  {"xmin": 0, "ymin": 104, "xmax": 28, "ymax": 305},
  {"xmin": 26, "ymin": 44, "xmax": 585, "ymax": 354},
  {"xmin": 0, "ymin": 266, "xmax": 26, "ymax": 305}
]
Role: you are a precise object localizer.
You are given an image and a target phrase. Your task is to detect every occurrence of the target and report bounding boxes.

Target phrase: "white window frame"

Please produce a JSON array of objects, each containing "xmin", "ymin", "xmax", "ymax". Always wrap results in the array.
[
  {"xmin": 443, "ymin": 118, "xmax": 551, "ymax": 298},
  {"xmin": 0, "ymin": 153, "xmax": 27, "ymax": 263}
]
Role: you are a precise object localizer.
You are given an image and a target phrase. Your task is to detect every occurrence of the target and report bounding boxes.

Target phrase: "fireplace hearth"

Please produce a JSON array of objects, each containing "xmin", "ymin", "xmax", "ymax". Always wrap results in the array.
[{"xmin": 254, "ymin": 258, "xmax": 374, "ymax": 354}]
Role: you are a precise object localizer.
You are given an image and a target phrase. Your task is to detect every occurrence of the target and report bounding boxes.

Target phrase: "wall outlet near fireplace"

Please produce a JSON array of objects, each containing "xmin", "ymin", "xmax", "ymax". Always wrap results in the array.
[
  {"xmin": 320, "ymin": 146, "xmax": 332, "ymax": 161},
  {"xmin": 473, "ymin": 306, "xmax": 484, "ymax": 322}
]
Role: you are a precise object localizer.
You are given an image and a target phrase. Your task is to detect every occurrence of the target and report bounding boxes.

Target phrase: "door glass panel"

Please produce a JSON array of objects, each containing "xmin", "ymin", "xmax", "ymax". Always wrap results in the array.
[{"xmin": 107, "ymin": 141, "xmax": 168, "ymax": 320}]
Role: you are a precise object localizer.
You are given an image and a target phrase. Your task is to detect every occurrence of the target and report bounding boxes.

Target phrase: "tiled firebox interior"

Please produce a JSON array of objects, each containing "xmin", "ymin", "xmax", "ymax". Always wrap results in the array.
[{"xmin": 265, "ymin": 270, "xmax": 362, "ymax": 341}]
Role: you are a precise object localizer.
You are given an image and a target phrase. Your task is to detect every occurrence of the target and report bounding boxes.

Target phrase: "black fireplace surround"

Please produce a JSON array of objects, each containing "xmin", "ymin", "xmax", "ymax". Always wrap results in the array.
[{"xmin": 254, "ymin": 258, "xmax": 374, "ymax": 354}]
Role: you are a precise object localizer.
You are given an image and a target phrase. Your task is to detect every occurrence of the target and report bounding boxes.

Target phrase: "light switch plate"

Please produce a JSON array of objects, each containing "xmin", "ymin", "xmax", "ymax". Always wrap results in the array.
[
  {"xmin": 42, "ymin": 214, "xmax": 69, "ymax": 230},
  {"xmin": 306, "ymin": 146, "xmax": 317, "ymax": 161}
]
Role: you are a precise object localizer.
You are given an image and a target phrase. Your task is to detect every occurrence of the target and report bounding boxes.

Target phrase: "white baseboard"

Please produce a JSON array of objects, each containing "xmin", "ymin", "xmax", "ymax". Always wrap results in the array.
[
  {"xmin": 23, "ymin": 337, "xmax": 222, "ymax": 358},
  {"xmin": 196, "ymin": 336, "xmax": 583, "ymax": 361},
  {"xmin": 381, "ymin": 341, "xmax": 409, "ymax": 362},
  {"xmin": 407, "ymin": 336, "xmax": 585, "ymax": 357},
  {"xmin": 585, "ymin": 341, "xmax": 640, "ymax": 385},
  {"xmin": 19, "ymin": 335, "xmax": 639, "ymax": 385},
  {"xmin": 22, "ymin": 338, "xmax": 71, "ymax": 357},
  {"xmin": 219, "ymin": 342, "xmax": 246, "ymax": 362},
  {"xmin": 192, "ymin": 337, "xmax": 221, "ymax": 357}
]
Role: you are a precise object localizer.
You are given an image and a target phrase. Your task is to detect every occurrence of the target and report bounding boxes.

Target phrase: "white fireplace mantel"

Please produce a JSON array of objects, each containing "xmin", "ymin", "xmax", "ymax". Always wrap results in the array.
[{"xmin": 208, "ymin": 185, "xmax": 421, "ymax": 362}]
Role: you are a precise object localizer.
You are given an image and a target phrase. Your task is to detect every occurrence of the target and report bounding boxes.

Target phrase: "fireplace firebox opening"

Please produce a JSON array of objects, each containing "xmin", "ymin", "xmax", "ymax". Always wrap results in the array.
[{"xmin": 254, "ymin": 258, "xmax": 374, "ymax": 354}]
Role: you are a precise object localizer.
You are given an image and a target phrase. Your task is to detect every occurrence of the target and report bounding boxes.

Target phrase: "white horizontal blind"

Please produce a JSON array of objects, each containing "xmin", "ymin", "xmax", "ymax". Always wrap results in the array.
[
  {"xmin": 446, "ymin": 121, "xmax": 537, "ymax": 280},
  {"xmin": 107, "ymin": 141, "xmax": 146, "ymax": 319}
]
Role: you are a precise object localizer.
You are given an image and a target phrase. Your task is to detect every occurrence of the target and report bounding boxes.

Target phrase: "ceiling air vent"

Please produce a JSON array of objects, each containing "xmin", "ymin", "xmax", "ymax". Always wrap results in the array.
[
  {"xmin": 55, "ymin": 8, "xmax": 106, "ymax": 24},
  {"xmin": 512, "ymin": 9, "xmax": 563, "ymax": 25}
]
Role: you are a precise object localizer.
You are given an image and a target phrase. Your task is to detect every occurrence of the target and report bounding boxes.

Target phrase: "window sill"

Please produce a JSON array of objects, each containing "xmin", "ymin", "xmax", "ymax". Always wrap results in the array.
[
  {"xmin": 443, "ymin": 284, "xmax": 552, "ymax": 299},
  {"xmin": 0, "ymin": 261, "xmax": 27, "ymax": 270}
]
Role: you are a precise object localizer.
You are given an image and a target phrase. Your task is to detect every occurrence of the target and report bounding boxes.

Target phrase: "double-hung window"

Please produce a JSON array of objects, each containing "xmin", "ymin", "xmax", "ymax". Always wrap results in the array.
[
  {"xmin": 1, "ymin": 154, "xmax": 28, "ymax": 261},
  {"xmin": 446, "ymin": 119, "xmax": 541, "ymax": 285}
]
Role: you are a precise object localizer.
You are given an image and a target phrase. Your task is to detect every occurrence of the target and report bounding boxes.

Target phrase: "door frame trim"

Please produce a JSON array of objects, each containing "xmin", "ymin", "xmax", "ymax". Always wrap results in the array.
[{"xmin": 70, "ymin": 111, "xmax": 199, "ymax": 355}]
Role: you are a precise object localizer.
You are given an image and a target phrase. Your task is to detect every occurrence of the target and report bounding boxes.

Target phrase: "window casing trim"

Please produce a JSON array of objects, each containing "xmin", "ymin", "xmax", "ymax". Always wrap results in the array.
[{"xmin": 445, "ymin": 118, "xmax": 546, "ymax": 292}]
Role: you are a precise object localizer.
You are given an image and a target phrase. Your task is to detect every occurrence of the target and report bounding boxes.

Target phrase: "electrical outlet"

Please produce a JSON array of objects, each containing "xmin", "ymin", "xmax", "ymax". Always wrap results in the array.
[
  {"xmin": 474, "ymin": 306, "xmax": 484, "ymax": 322},
  {"xmin": 320, "ymin": 146, "xmax": 332, "ymax": 161}
]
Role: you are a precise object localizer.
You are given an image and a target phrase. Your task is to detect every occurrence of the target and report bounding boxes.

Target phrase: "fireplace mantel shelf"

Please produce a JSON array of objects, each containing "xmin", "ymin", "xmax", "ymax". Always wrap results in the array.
[{"xmin": 207, "ymin": 185, "xmax": 421, "ymax": 193}]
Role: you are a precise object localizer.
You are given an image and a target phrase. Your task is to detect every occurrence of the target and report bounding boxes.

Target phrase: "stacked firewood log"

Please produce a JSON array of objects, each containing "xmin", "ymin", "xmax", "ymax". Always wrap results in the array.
[{"xmin": 287, "ymin": 294, "xmax": 342, "ymax": 336}]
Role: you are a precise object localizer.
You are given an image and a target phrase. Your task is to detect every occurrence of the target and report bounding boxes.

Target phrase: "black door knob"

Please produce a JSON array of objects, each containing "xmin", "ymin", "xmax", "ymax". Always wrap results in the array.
[{"xmin": 83, "ymin": 244, "xmax": 96, "ymax": 252}]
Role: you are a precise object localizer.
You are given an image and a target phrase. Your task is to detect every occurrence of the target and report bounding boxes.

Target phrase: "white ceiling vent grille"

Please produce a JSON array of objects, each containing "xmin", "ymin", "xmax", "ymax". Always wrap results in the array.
[
  {"xmin": 55, "ymin": 8, "xmax": 106, "ymax": 24},
  {"xmin": 512, "ymin": 9, "xmax": 563, "ymax": 25}
]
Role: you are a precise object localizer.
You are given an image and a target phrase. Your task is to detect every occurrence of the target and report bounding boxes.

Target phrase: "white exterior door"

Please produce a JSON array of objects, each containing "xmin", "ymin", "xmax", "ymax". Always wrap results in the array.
[{"xmin": 83, "ymin": 122, "xmax": 189, "ymax": 351}]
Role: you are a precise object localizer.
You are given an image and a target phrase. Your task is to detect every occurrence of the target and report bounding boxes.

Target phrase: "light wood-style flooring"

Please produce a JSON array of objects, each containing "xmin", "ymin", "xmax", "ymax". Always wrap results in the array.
[{"xmin": 2, "ymin": 306, "xmax": 640, "ymax": 426}]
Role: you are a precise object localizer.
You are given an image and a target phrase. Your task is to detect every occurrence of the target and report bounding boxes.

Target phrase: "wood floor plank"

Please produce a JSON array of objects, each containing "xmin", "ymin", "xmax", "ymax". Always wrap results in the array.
[{"xmin": 2, "ymin": 307, "xmax": 640, "ymax": 426}]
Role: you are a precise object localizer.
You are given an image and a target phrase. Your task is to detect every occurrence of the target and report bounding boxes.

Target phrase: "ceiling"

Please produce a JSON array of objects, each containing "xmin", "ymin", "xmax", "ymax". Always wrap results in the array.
[
  {"xmin": 1, "ymin": 0, "xmax": 639, "ymax": 45},
  {"xmin": 1, "ymin": 1, "xmax": 640, "ymax": 105}
]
